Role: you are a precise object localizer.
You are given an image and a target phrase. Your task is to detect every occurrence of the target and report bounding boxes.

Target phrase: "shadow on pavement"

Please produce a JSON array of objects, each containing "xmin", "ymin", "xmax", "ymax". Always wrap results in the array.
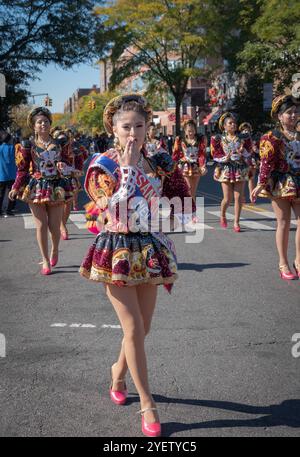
[
  {"xmin": 178, "ymin": 262, "xmax": 250, "ymax": 272},
  {"xmin": 126, "ymin": 395, "xmax": 300, "ymax": 435}
]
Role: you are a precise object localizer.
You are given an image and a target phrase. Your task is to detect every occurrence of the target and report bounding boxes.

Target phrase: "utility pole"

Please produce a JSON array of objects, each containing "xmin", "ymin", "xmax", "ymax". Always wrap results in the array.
[{"xmin": 0, "ymin": 73, "xmax": 6, "ymax": 98}]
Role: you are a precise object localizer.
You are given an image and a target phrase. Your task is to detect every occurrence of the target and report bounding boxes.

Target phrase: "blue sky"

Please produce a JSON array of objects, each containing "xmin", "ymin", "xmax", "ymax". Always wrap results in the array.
[{"xmin": 28, "ymin": 62, "xmax": 100, "ymax": 113}]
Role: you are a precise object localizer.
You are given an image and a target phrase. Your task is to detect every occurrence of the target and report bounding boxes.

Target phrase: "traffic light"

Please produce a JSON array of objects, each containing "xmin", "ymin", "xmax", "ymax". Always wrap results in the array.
[
  {"xmin": 88, "ymin": 100, "xmax": 92, "ymax": 110},
  {"xmin": 91, "ymin": 100, "xmax": 96, "ymax": 110},
  {"xmin": 48, "ymin": 98, "xmax": 52, "ymax": 107}
]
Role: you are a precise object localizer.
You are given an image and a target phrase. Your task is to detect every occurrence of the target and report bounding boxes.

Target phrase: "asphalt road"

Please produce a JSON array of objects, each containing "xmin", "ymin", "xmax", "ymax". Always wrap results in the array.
[{"xmin": 0, "ymin": 165, "xmax": 299, "ymax": 437}]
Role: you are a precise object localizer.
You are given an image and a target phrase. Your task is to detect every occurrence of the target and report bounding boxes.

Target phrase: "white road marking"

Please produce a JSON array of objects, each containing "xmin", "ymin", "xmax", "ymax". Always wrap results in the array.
[
  {"xmin": 51, "ymin": 323, "xmax": 68, "ymax": 327},
  {"xmin": 68, "ymin": 213, "xmax": 87, "ymax": 229},
  {"xmin": 207, "ymin": 210, "xmax": 275, "ymax": 231},
  {"xmin": 102, "ymin": 324, "xmax": 121, "ymax": 329},
  {"xmin": 242, "ymin": 208, "xmax": 297, "ymax": 226},
  {"xmin": 21, "ymin": 213, "xmax": 36, "ymax": 229},
  {"xmin": 50, "ymin": 323, "xmax": 120, "ymax": 329}
]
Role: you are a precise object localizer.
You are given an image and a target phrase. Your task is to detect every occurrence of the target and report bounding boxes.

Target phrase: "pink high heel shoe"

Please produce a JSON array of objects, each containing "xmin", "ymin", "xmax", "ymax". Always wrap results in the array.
[
  {"xmin": 109, "ymin": 368, "xmax": 128, "ymax": 405},
  {"xmin": 220, "ymin": 217, "xmax": 227, "ymax": 229},
  {"xmin": 233, "ymin": 224, "xmax": 241, "ymax": 233},
  {"xmin": 138, "ymin": 407, "xmax": 161, "ymax": 437},
  {"xmin": 40, "ymin": 264, "xmax": 51, "ymax": 275},
  {"xmin": 279, "ymin": 265, "xmax": 297, "ymax": 281},
  {"xmin": 50, "ymin": 255, "xmax": 58, "ymax": 267},
  {"xmin": 39, "ymin": 261, "xmax": 51, "ymax": 275},
  {"xmin": 294, "ymin": 261, "xmax": 300, "ymax": 279},
  {"xmin": 60, "ymin": 229, "xmax": 69, "ymax": 241}
]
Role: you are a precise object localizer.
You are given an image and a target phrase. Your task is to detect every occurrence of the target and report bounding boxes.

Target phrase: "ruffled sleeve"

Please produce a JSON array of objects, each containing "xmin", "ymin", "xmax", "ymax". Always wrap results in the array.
[
  {"xmin": 74, "ymin": 145, "xmax": 88, "ymax": 173},
  {"xmin": 257, "ymin": 133, "xmax": 277, "ymax": 185},
  {"xmin": 152, "ymin": 152, "xmax": 196, "ymax": 222},
  {"xmin": 211, "ymin": 135, "xmax": 228, "ymax": 163},
  {"xmin": 198, "ymin": 135, "xmax": 207, "ymax": 169},
  {"xmin": 12, "ymin": 142, "xmax": 32, "ymax": 192}
]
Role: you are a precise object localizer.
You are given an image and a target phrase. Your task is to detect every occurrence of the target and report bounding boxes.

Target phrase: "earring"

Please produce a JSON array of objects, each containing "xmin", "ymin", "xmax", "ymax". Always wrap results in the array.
[{"xmin": 114, "ymin": 135, "xmax": 120, "ymax": 148}]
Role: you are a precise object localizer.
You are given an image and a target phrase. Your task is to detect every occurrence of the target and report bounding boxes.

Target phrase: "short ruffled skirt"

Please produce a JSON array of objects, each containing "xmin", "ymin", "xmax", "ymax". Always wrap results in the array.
[
  {"xmin": 18, "ymin": 176, "xmax": 77, "ymax": 204},
  {"xmin": 214, "ymin": 162, "xmax": 249, "ymax": 183},
  {"xmin": 79, "ymin": 231, "xmax": 178, "ymax": 290},
  {"xmin": 258, "ymin": 171, "xmax": 300, "ymax": 201},
  {"xmin": 178, "ymin": 161, "xmax": 207, "ymax": 177}
]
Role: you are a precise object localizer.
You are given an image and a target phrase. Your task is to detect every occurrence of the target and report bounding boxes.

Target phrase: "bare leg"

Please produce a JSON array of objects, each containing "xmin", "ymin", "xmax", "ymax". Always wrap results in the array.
[
  {"xmin": 29, "ymin": 203, "xmax": 49, "ymax": 268},
  {"xmin": 291, "ymin": 202, "xmax": 300, "ymax": 265},
  {"xmin": 106, "ymin": 284, "xmax": 159, "ymax": 424},
  {"xmin": 271, "ymin": 199, "xmax": 292, "ymax": 270},
  {"xmin": 248, "ymin": 169, "xmax": 256, "ymax": 198},
  {"xmin": 220, "ymin": 182, "xmax": 233, "ymax": 219},
  {"xmin": 189, "ymin": 176, "xmax": 200, "ymax": 201},
  {"xmin": 233, "ymin": 181, "xmax": 245, "ymax": 226},
  {"xmin": 112, "ymin": 284, "xmax": 158, "ymax": 384},
  {"xmin": 47, "ymin": 204, "xmax": 64, "ymax": 259},
  {"xmin": 73, "ymin": 192, "xmax": 79, "ymax": 210},
  {"xmin": 60, "ymin": 200, "xmax": 72, "ymax": 235}
]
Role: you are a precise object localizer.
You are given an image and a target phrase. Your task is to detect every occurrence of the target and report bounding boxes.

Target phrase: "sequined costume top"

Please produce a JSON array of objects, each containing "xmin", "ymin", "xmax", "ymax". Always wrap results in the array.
[
  {"xmin": 173, "ymin": 136, "xmax": 206, "ymax": 167},
  {"xmin": 13, "ymin": 139, "xmax": 73, "ymax": 190},
  {"xmin": 84, "ymin": 148, "xmax": 195, "ymax": 234},
  {"xmin": 211, "ymin": 133, "xmax": 253, "ymax": 166},
  {"xmin": 258, "ymin": 130, "xmax": 300, "ymax": 184},
  {"xmin": 145, "ymin": 139, "xmax": 165, "ymax": 158}
]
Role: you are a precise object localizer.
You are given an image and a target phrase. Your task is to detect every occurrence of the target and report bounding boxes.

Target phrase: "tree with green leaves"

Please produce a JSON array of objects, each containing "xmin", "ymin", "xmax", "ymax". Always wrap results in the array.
[
  {"xmin": 74, "ymin": 91, "xmax": 118, "ymax": 134},
  {"xmin": 0, "ymin": 0, "xmax": 103, "ymax": 127},
  {"xmin": 238, "ymin": 0, "xmax": 300, "ymax": 92},
  {"xmin": 95, "ymin": 0, "xmax": 223, "ymax": 135}
]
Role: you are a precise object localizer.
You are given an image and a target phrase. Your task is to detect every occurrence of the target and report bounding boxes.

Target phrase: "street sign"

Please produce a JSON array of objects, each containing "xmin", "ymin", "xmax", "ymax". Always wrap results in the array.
[
  {"xmin": 0, "ymin": 73, "xmax": 6, "ymax": 97},
  {"xmin": 263, "ymin": 83, "xmax": 273, "ymax": 111}
]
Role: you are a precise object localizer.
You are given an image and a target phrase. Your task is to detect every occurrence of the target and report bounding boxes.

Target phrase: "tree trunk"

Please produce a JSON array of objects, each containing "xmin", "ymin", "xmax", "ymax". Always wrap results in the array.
[{"xmin": 175, "ymin": 96, "xmax": 182, "ymax": 137}]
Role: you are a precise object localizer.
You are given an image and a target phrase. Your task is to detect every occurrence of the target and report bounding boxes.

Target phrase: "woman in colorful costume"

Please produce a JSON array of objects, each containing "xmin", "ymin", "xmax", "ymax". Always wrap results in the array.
[
  {"xmin": 239, "ymin": 122, "xmax": 259, "ymax": 201},
  {"xmin": 80, "ymin": 94, "xmax": 193, "ymax": 437},
  {"xmin": 144, "ymin": 122, "xmax": 166, "ymax": 158},
  {"xmin": 172, "ymin": 119, "xmax": 207, "ymax": 201},
  {"xmin": 211, "ymin": 112, "xmax": 252, "ymax": 232},
  {"xmin": 251, "ymin": 95, "xmax": 300, "ymax": 280},
  {"xmin": 8, "ymin": 107, "xmax": 76, "ymax": 274},
  {"xmin": 70, "ymin": 131, "xmax": 89, "ymax": 213}
]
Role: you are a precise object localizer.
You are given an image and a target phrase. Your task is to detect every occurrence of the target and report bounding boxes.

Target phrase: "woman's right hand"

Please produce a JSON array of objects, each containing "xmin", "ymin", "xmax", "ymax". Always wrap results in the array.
[
  {"xmin": 8, "ymin": 189, "xmax": 18, "ymax": 201},
  {"xmin": 118, "ymin": 136, "xmax": 140, "ymax": 167}
]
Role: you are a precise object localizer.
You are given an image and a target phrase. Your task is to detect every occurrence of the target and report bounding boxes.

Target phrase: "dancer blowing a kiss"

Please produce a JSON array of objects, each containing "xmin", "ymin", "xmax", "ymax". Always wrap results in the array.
[{"xmin": 80, "ymin": 94, "xmax": 193, "ymax": 437}]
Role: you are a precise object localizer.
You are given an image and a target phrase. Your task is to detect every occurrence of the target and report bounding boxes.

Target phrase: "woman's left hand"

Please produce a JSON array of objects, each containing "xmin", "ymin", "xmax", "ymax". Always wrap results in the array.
[{"xmin": 250, "ymin": 184, "xmax": 265, "ymax": 203}]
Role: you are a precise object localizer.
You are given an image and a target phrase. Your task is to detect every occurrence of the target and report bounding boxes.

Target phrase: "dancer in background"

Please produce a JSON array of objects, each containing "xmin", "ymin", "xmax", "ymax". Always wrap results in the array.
[
  {"xmin": 80, "ymin": 94, "xmax": 193, "ymax": 437},
  {"xmin": 251, "ymin": 95, "xmax": 300, "ymax": 280},
  {"xmin": 239, "ymin": 122, "xmax": 259, "ymax": 201},
  {"xmin": 211, "ymin": 112, "xmax": 252, "ymax": 232},
  {"xmin": 172, "ymin": 119, "xmax": 207, "ymax": 201},
  {"xmin": 145, "ymin": 122, "xmax": 166, "ymax": 157},
  {"xmin": 8, "ymin": 107, "xmax": 76, "ymax": 274},
  {"xmin": 55, "ymin": 130, "xmax": 89, "ymax": 240}
]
